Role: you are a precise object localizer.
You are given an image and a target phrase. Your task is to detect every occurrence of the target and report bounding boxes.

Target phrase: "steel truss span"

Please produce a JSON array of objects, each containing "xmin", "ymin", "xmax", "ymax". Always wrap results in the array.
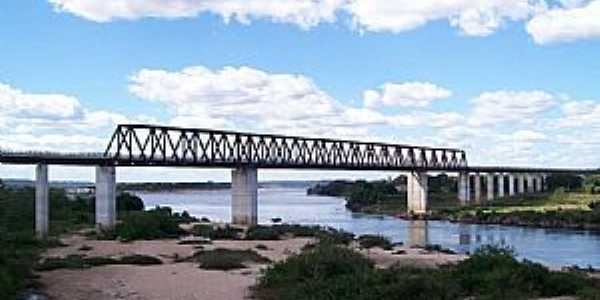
[{"xmin": 103, "ymin": 124, "xmax": 468, "ymax": 171}]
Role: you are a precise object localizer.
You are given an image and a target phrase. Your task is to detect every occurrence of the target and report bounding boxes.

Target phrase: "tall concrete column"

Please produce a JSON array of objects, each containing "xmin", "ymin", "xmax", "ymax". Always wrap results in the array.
[
  {"xmin": 527, "ymin": 174, "xmax": 535, "ymax": 193},
  {"xmin": 95, "ymin": 166, "xmax": 116, "ymax": 229},
  {"xmin": 497, "ymin": 174, "xmax": 505, "ymax": 198},
  {"xmin": 517, "ymin": 174, "xmax": 525, "ymax": 194},
  {"xmin": 474, "ymin": 173, "xmax": 481, "ymax": 204},
  {"xmin": 458, "ymin": 172, "xmax": 470, "ymax": 205},
  {"xmin": 231, "ymin": 167, "xmax": 258, "ymax": 225},
  {"xmin": 407, "ymin": 171, "xmax": 428, "ymax": 214},
  {"xmin": 35, "ymin": 164, "xmax": 49, "ymax": 238},
  {"xmin": 486, "ymin": 173, "xmax": 494, "ymax": 201},
  {"xmin": 508, "ymin": 174, "xmax": 515, "ymax": 197}
]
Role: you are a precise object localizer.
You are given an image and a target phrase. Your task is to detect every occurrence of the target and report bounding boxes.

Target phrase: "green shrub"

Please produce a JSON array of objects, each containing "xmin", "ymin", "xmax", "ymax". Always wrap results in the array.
[
  {"xmin": 189, "ymin": 248, "xmax": 270, "ymax": 270},
  {"xmin": 190, "ymin": 224, "xmax": 241, "ymax": 240},
  {"xmin": 246, "ymin": 226, "xmax": 281, "ymax": 240},
  {"xmin": 117, "ymin": 192, "xmax": 144, "ymax": 213},
  {"xmin": 253, "ymin": 244, "xmax": 600, "ymax": 300},
  {"xmin": 114, "ymin": 206, "xmax": 184, "ymax": 240},
  {"xmin": 358, "ymin": 235, "xmax": 393, "ymax": 250},
  {"xmin": 35, "ymin": 254, "xmax": 162, "ymax": 271}
]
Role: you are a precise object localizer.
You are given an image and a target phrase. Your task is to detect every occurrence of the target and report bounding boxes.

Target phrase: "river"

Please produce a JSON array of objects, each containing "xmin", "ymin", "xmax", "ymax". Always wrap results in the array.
[{"xmin": 136, "ymin": 187, "xmax": 600, "ymax": 268}]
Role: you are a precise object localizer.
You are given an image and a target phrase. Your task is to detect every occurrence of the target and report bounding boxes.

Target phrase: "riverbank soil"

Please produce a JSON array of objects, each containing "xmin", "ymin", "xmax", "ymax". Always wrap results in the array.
[{"xmin": 37, "ymin": 232, "xmax": 465, "ymax": 300}]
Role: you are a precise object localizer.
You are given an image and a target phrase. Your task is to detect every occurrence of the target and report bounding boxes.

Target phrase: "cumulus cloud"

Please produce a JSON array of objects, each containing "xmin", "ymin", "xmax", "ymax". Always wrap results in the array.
[
  {"xmin": 527, "ymin": 0, "xmax": 600, "ymax": 44},
  {"xmin": 0, "ymin": 82, "xmax": 152, "ymax": 152},
  {"xmin": 468, "ymin": 90, "xmax": 556, "ymax": 126},
  {"xmin": 0, "ymin": 83, "xmax": 84, "ymax": 121},
  {"xmin": 557, "ymin": 100, "xmax": 600, "ymax": 127},
  {"xmin": 47, "ymin": 0, "xmax": 600, "ymax": 44},
  {"xmin": 363, "ymin": 82, "xmax": 452, "ymax": 108},
  {"xmin": 129, "ymin": 65, "xmax": 388, "ymax": 138},
  {"xmin": 345, "ymin": 0, "xmax": 542, "ymax": 36},
  {"xmin": 48, "ymin": 0, "xmax": 344, "ymax": 29}
]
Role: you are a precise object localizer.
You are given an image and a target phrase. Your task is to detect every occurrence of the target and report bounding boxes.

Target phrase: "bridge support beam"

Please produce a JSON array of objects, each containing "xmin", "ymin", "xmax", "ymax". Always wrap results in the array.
[
  {"xmin": 95, "ymin": 166, "xmax": 116, "ymax": 230},
  {"xmin": 35, "ymin": 164, "xmax": 49, "ymax": 239},
  {"xmin": 407, "ymin": 171, "xmax": 428, "ymax": 214},
  {"xmin": 517, "ymin": 174, "xmax": 526, "ymax": 194},
  {"xmin": 497, "ymin": 174, "xmax": 505, "ymax": 198},
  {"xmin": 458, "ymin": 172, "xmax": 470, "ymax": 205},
  {"xmin": 486, "ymin": 174, "xmax": 494, "ymax": 201},
  {"xmin": 231, "ymin": 167, "xmax": 258, "ymax": 225},
  {"xmin": 508, "ymin": 174, "xmax": 515, "ymax": 197},
  {"xmin": 473, "ymin": 173, "xmax": 481, "ymax": 204}
]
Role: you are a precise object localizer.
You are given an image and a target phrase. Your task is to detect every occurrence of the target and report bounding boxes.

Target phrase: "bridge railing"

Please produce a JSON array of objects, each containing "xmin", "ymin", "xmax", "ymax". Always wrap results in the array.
[{"xmin": 103, "ymin": 124, "xmax": 468, "ymax": 170}]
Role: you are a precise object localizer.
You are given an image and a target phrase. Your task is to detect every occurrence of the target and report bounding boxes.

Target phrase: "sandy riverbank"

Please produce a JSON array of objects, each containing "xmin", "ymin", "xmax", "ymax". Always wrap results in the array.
[{"xmin": 37, "ymin": 231, "xmax": 466, "ymax": 300}]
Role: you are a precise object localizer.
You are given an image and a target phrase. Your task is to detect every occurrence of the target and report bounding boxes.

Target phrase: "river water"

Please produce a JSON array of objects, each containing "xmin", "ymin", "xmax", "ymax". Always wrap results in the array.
[{"xmin": 136, "ymin": 187, "xmax": 600, "ymax": 268}]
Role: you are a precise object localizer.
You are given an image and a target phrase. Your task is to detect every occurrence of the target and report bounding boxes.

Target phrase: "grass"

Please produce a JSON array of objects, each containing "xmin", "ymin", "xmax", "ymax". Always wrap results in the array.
[
  {"xmin": 254, "ymin": 243, "xmax": 600, "ymax": 300},
  {"xmin": 35, "ymin": 254, "xmax": 162, "ymax": 271},
  {"xmin": 185, "ymin": 248, "xmax": 270, "ymax": 270}
]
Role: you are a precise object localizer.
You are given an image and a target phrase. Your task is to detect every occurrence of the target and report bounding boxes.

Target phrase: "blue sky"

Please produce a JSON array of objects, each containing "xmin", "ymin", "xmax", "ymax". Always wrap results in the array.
[{"xmin": 1, "ymin": 0, "xmax": 600, "ymax": 182}]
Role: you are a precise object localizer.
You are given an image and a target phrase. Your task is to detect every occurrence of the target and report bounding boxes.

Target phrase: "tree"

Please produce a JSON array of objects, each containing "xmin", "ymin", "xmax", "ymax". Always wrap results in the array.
[{"xmin": 117, "ymin": 192, "xmax": 145, "ymax": 213}]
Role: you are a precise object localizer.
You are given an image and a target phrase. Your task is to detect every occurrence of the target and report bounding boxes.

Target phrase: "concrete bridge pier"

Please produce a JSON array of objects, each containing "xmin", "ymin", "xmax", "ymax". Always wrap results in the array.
[
  {"xmin": 231, "ymin": 167, "xmax": 258, "ymax": 225},
  {"xmin": 473, "ymin": 173, "xmax": 481, "ymax": 204},
  {"xmin": 527, "ymin": 174, "xmax": 535, "ymax": 193},
  {"xmin": 486, "ymin": 173, "xmax": 494, "ymax": 201},
  {"xmin": 508, "ymin": 174, "xmax": 515, "ymax": 197},
  {"xmin": 407, "ymin": 171, "xmax": 428, "ymax": 214},
  {"xmin": 95, "ymin": 166, "xmax": 116, "ymax": 229},
  {"xmin": 35, "ymin": 164, "xmax": 49, "ymax": 238},
  {"xmin": 497, "ymin": 174, "xmax": 505, "ymax": 198},
  {"xmin": 458, "ymin": 172, "xmax": 470, "ymax": 204},
  {"xmin": 517, "ymin": 174, "xmax": 526, "ymax": 194}
]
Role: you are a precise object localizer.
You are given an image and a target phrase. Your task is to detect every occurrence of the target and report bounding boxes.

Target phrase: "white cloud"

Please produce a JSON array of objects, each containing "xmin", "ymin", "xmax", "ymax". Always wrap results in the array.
[
  {"xmin": 363, "ymin": 82, "xmax": 452, "ymax": 108},
  {"xmin": 48, "ymin": 0, "xmax": 344, "ymax": 29},
  {"xmin": 557, "ymin": 100, "xmax": 600, "ymax": 127},
  {"xmin": 0, "ymin": 83, "xmax": 84, "ymax": 121},
  {"xmin": 129, "ymin": 65, "xmax": 387, "ymax": 138},
  {"xmin": 48, "ymin": 0, "xmax": 600, "ymax": 44},
  {"xmin": 527, "ymin": 0, "xmax": 600, "ymax": 44},
  {"xmin": 346, "ymin": 0, "xmax": 542, "ymax": 36},
  {"xmin": 468, "ymin": 90, "xmax": 556, "ymax": 126},
  {"xmin": 0, "ymin": 82, "xmax": 153, "ymax": 153},
  {"xmin": 511, "ymin": 129, "xmax": 547, "ymax": 142}
]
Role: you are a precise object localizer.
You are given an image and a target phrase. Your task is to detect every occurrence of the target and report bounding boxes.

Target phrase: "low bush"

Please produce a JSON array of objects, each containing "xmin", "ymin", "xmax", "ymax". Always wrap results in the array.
[
  {"xmin": 113, "ymin": 206, "xmax": 185, "ymax": 241},
  {"xmin": 246, "ymin": 226, "xmax": 281, "ymax": 240},
  {"xmin": 188, "ymin": 248, "xmax": 270, "ymax": 270},
  {"xmin": 35, "ymin": 254, "xmax": 162, "ymax": 271},
  {"xmin": 190, "ymin": 224, "xmax": 242, "ymax": 240},
  {"xmin": 357, "ymin": 235, "xmax": 393, "ymax": 250}
]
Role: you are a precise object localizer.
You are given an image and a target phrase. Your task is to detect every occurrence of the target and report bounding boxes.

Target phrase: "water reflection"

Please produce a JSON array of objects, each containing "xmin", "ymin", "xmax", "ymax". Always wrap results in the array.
[{"xmin": 407, "ymin": 220, "xmax": 429, "ymax": 247}]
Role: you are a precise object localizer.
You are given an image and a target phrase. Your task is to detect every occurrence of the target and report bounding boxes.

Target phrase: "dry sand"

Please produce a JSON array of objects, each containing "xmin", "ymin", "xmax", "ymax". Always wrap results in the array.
[{"xmin": 38, "ymin": 233, "xmax": 466, "ymax": 300}]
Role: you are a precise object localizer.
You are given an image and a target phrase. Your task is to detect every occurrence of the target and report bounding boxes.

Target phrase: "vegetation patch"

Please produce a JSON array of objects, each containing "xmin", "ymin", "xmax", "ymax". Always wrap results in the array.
[
  {"xmin": 111, "ymin": 206, "xmax": 186, "ymax": 241},
  {"xmin": 357, "ymin": 234, "xmax": 393, "ymax": 250},
  {"xmin": 185, "ymin": 248, "xmax": 270, "ymax": 270},
  {"xmin": 246, "ymin": 226, "xmax": 282, "ymax": 240},
  {"xmin": 35, "ymin": 254, "xmax": 162, "ymax": 271},
  {"xmin": 190, "ymin": 224, "xmax": 242, "ymax": 240},
  {"xmin": 253, "ymin": 243, "xmax": 600, "ymax": 300}
]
